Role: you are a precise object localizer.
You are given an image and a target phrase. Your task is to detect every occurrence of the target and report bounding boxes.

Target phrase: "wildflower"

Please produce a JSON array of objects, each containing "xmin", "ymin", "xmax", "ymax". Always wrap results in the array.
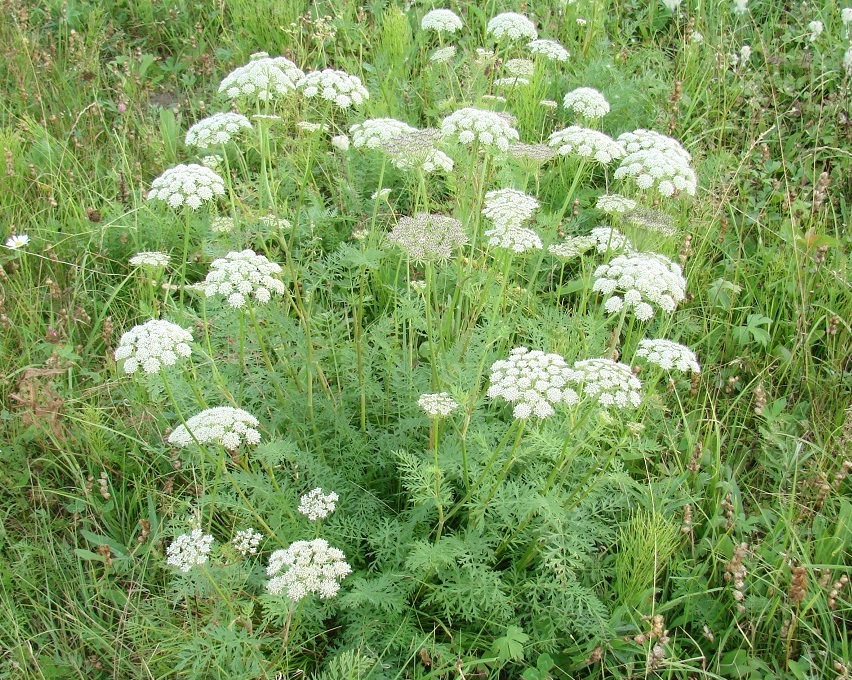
[
  {"xmin": 623, "ymin": 207, "xmax": 677, "ymax": 236},
  {"xmin": 505, "ymin": 58, "xmax": 535, "ymax": 76},
  {"xmin": 570, "ymin": 358, "xmax": 643, "ymax": 408},
  {"xmin": 483, "ymin": 188, "xmax": 539, "ymax": 229},
  {"xmin": 210, "ymin": 216, "xmax": 235, "ymax": 233},
  {"xmin": 114, "ymin": 319, "xmax": 193, "ymax": 374},
  {"xmin": 548, "ymin": 126, "xmax": 625, "ymax": 164},
  {"xmin": 548, "ymin": 235, "xmax": 596, "ymax": 259},
  {"xmin": 484, "ymin": 225, "xmax": 543, "ymax": 253},
  {"xmin": 590, "ymin": 226, "xmax": 632, "ymax": 253},
  {"xmin": 807, "ymin": 20, "xmax": 823, "ymax": 41},
  {"xmin": 487, "ymin": 347, "xmax": 579, "ymax": 419},
  {"xmin": 386, "ymin": 213, "xmax": 468, "ymax": 262},
  {"xmin": 614, "ymin": 129, "xmax": 697, "ymax": 197},
  {"xmin": 480, "ymin": 94, "xmax": 507, "ymax": 104},
  {"xmin": 331, "ymin": 134, "xmax": 350, "ymax": 152},
  {"xmin": 381, "ymin": 129, "xmax": 454, "ymax": 174},
  {"xmin": 509, "ymin": 143, "xmax": 557, "ymax": 167},
  {"xmin": 562, "ymin": 87, "xmax": 610, "ymax": 119},
  {"xmin": 474, "ymin": 48, "xmax": 496, "ymax": 65},
  {"xmin": 690, "ymin": 31, "xmax": 704, "ymax": 43},
  {"xmin": 350, "ymin": 118, "xmax": 415, "ymax": 149},
  {"xmin": 371, "ymin": 188, "xmax": 392, "ymax": 200},
  {"xmin": 409, "ymin": 279, "xmax": 427, "ymax": 293},
  {"xmin": 494, "ymin": 76, "xmax": 530, "ymax": 88},
  {"xmin": 267, "ymin": 538, "xmax": 352, "ymax": 601},
  {"xmin": 168, "ymin": 406, "xmax": 262, "ymax": 449},
  {"xmin": 527, "ymin": 38, "xmax": 569, "ymax": 62},
  {"xmin": 129, "ymin": 251, "xmax": 170, "ymax": 268},
  {"xmin": 202, "ymin": 249, "xmax": 285, "ymax": 307},
  {"xmin": 148, "ymin": 164, "xmax": 225, "ymax": 210},
  {"xmin": 662, "ymin": 0, "xmax": 682, "ymax": 10},
  {"xmin": 540, "ymin": 99, "xmax": 559, "ymax": 109},
  {"xmin": 732, "ymin": 0, "xmax": 748, "ymax": 15},
  {"xmin": 486, "ymin": 12, "xmax": 538, "ymax": 41},
  {"xmin": 635, "ymin": 338, "xmax": 700, "ymax": 373},
  {"xmin": 257, "ymin": 214, "xmax": 292, "ymax": 231},
  {"xmin": 296, "ymin": 120, "xmax": 327, "ymax": 133},
  {"xmin": 441, "ymin": 107, "xmax": 519, "ymax": 152},
  {"xmin": 201, "ymin": 154, "xmax": 223, "ymax": 169},
  {"xmin": 296, "ymin": 68, "xmax": 369, "ymax": 109},
  {"xmin": 843, "ymin": 7, "xmax": 852, "ymax": 25},
  {"xmin": 596, "ymin": 194, "xmax": 637, "ymax": 214},
  {"xmin": 421, "ymin": 8, "xmax": 464, "ymax": 33},
  {"xmin": 219, "ymin": 52, "xmax": 304, "ymax": 102},
  {"xmin": 298, "ymin": 488, "xmax": 339, "ymax": 520},
  {"xmin": 576, "ymin": 17, "xmax": 587, "ymax": 26},
  {"xmin": 232, "ymin": 528, "xmax": 263, "ymax": 556},
  {"xmin": 844, "ymin": 46, "xmax": 852, "ymax": 75},
  {"xmin": 429, "ymin": 46, "xmax": 457, "ymax": 63},
  {"xmin": 592, "ymin": 251, "xmax": 686, "ymax": 320},
  {"xmin": 418, "ymin": 392, "xmax": 460, "ymax": 417},
  {"xmin": 5, "ymin": 233, "xmax": 30, "ymax": 249},
  {"xmin": 185, "ymin": 112, "xmax": 252, "ymax": 148},
  {"xmin": 739, "ymin": 45, "xmax": 752, "ymax": 62},
  {"xmin": 166, "ymin": 529, "xmax": 214, "ymax": 572}
]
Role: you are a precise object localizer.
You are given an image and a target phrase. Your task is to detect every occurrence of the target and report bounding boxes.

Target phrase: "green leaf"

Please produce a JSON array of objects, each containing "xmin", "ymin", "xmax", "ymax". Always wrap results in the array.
[{"xmin": 491, "ymin": 625, "xmax": 529, "ymax": 663}]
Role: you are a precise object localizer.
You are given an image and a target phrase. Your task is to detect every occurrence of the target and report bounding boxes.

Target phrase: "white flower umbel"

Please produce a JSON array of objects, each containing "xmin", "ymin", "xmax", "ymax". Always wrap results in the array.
[
  {"xmin": 807, "ymin": 20, "xmax": 823, "ymax": 41},
  {"xmin": 297, "ymin": 69, "xmax": 369, "ymax": 109},
  {"xmin": 843, "ymin": 7, "xmax": 852, "ymax": 25},
  {"xmin": 148, "ymin": 164, "xmax": 225, "ymax": 210},
  {"xmin": 548, "ymin": 127, "xmax": 625, "ymax": 165},
  {"xmin": 483, "ymin": 188, "xmax": 539, "ymax": 229},
  {"xmin": 615, "ymin": 129, "xmax": 697, "ymax": 197},
  {"xmin": 331, "ymin": 134, "xmax": 350, "ymax": 152},
  {"xmin": 527, "ymin": 38, "xmax": 569, "ymax": 62},
  {"xmin": 662, "ymin": 0, "xmax": 682, "ymax": 11},
  {"xmin": 350, "ymin": 118, "xmax": 416, "ymax": 150},
  {"xmin": 386, "ymin": 213, "xmax": 468, "ymax": 262},
  {"xmin": 596, "ymin": 194, "xmax": 637, "ymax": 214},
  {"xmin": 421, "ymin": 8, "xmax": 463, "ymax": 33},
  {"xmin": 232, "ymin": 528, "xmax": 263, "ymax": 556},
  {"xmin": 732, "ymin": 0, "xmax": 748, "ymax": 15},
  {"xmin": 635, "ymin": 338, "xmax": 700, "ymax": 373},
  {"xmin": 267, "ymin": 539, "xmax": 352, "ymax": 601},
  {"xmin": 202, "ymin": 249, "xmax": 285, "ymax": 307},
  {"xmin": 505, "ymin": 58, "xmax": 535, "ymax": 76},
  {"xmin": 114, "ymin": 319, "xmax": 193, "ymax": 374},
  {"xmin": 298, "ymin": 488, "xmax": 339, "ymax": 520},
  {"xmin": 487, "ymin": 12, "xmax": 538, "ymax": 41},
  {"xmin": 570, "ymin": 358, "xmax": 643, "ymax": 408},
  {"xmin": 592, "ymin": 251, "xmax": 686, "ymax": 320},
  {"xmin": 441, "ymin": 107, "xmax": 519, "ymax": 152},
  {"xmin": 487, "ymin": 347, "xmax": 579, "ymax": 419},
  {"xmin": 201, "ymin": 154, "xmax": 223, "ymax": 169},
  {"xmin": 494, "ymin": 76, "xmax": 530, "ymax": 88},
  {"xmin": 380, "ymin": 128, "xmax": 454, "ymax": 174},
  {"xmin": 5, "ymin": 234, "xmax": 29, "ymax": 249},
  {"xmin": 623, "ymin": 207, "xmax": 677, "ymax": 236},
  {"xmin": 129, "ymin": 251, "xmax": 170, "ymax": 268},
  {"xmin": 429, "ymin": 46, "xmax": 457, "ymax": 63},
  {"xmin": 185, "ymin": 112, "xmax": 252, "ymax": 148},
  {"xmin": 166, "ymin": 529, "xmax": 214, "ymax": 572},
  {"xmin": 210, "ymin": 216, "xmax": 235, "ymax": 233},
  {"xmin": 484, "ymin": 225, "xmax": 543, "ymax": 253},
  {"xmin": 563, "ymin": 87, "xmax": 610, "ymax": 119},
  {"xmin": 219, "ymin": 52, "xmax": 304, "ymax": 102},
  {"xmin": 168, "ymin": 406, "xmax": 262, "ymax": 449},
  {"xmin": 510, "ymin": 143, "xmax": 557, "ymax": 166},
  {"xmin": 548, "ymin": 235, "xmax": 596, "ymax": 260},
  {"xmin": 418, "ymin": 392, "xmax": 460, "ymax": 417},
  {"xmin": 590, "ymin": 226, "xmax": 633, "ymax": 253}
]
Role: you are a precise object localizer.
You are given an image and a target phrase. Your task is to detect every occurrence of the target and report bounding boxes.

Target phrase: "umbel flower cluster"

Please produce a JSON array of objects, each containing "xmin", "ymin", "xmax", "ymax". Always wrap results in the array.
[
  {"xmin": 168, "ymin": 407, "xmax": 262, "ymax": 449},
  {"xmin": 148, "ymin": 164, "xmax": 225, "ymax": 209},
  {"xmin": 596, "ymin": 194, "xmax": 637, "ymax": 214},
  {"xmin": 219, "ymin": 52, "xmax": 304, "ymax": 102},
  {"xmin": 267, "ymin": 539, "xmax": 352, "ymax": 601},
  {"xmin": 185, "ymin": 112, "xmax": 252, "ymax": 148},
  {"xmin": 615, "ymin": 129, "xmax": 697, "ymax": 197},
  {"xmin": 548, "ymin": 126, "xmax": 625, "ymax": 164},
  {"xmin": 296, "ymin": 68, "xmax": 369, "ymax": 109},
  {"xmin": 166, "ymin": 529, "xmax": 214, "ymax": 572},
  {"xmin": 129, "ymin": 251, "xmax": 170, "ymax": 268},
  {"xmin": 563, "ymin": 87, "xmax": 611, "ymax": 119},
  {"xmin": 590, "ymin": 226, "xmax": 633, "ymax": 253},
  {"xmin": 487, "ymin": 347, "xmax": 579, "ymax": 419},
  {"xmin": 386, "ymin": 213, "xmax": 468, "ymax": 262},
  {"xmin": 382, "ymin": 129, "xmax": 454, "ymax": 174},
  {"xmin": 202, "ymin": 249, "xmax": 286, "ymax": 307},
  {"xmin": 635, "ymin": 338, "xmax": 701, "ymax": 373},
  {"xmin": 571, "ymin": 358, "xmax": 643, "ymax": 408},
  {"xmin": 482, "ymin": 188, "xmax": 542, "ymax": 253},
  {"xmin": 232, "ymin": 528, "xmax": 263, "ymax": 556},
  {"xmin": 418, "ymin": 392, "xmax": 460, "ymax": 417},
  {"xmin": 298, "ymin": 488, "xmax": 339, "ymax": 520},
  {"xmin": 441, "ymin": 107, "xmax": 519, "ymax": 152},
  {"xmin": 593, "ymin": 252, "xmax": 686, "ymax": 320},
  {"xmin": 350, "ymin": 118, "xmax": 415, "ymax": 149},
  {"xmin": 487, "ymin": 12, "xmax": 538, "ymax": 41},
  {"xmin": 421, "ymin": 8, "xmax": 463, "ymax": 33},
  {"xmin": 115, "ymin": 319, "xmax": 193, "ymax": 374},
  {"xmin": 527, "ymin": 38, "xmax": 569, "ymax": 62},
  {"xmin": 548, "ymin": 235, "xmax": 596, "ymax": 259}
]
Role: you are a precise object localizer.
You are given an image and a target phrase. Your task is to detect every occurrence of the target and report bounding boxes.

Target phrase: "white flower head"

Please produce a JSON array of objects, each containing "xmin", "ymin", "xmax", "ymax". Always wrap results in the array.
[
  {"xmin": 485, "ymin": 225, "xmax": 543, "ymax": 253},
  {"xmin": 441, "ymin": 107, "xmax": 519, "ymax": 152},
  {"xmin": 331, "ymin": 134, "xmax": 350, "ymax": 152},
  {"xmin": 527, "ymin": 39, "xmax": 569, "ymax": 62},
  {"xmin": 548, "ymin": 235, "xmax": 596, "ymax": 260},
  {"xmin": 590, "ymin": 226, "xmax": 633, "ymax": 253},
  {"xmin": 297, "ymin": 69, "xmax": 369, "ymax": 109},
  {"xmin": 487, "ymin": 347, "xmax": 579, "ymax": 419},
  {"xmin": 563, "ymin": 87, "xmax": 610, "ymax": 119},
  {"xmin": 540, "ymin": 99, "xmax": 558, "ymax": 110},
  {"xmin": 505, "ymin": 58, "xmax": 535, "ymax": 76},
  {"xmin": 570, "ymin": 358, "xmax": 643, "ymax": 409},
  {"xmin": 510, "ymin": 142, "xmax": 557, "ymax": 167},
  {"xmin": 548, "ymin": 126, "xmax": 625, "ymax": 165},
  {"xmin": 219, "ymin": 52, "xmax": 304, "ymax": 103},
  {"xmin": 168, "ymin": 406, "xmax": 262, "ymax": 450},
  {"xmin": 843, "ymin": 7, "xmax": 852, "ymax": 25},
  {"xmin": 807, "ymin": 20, "xmax": 823, "ymax": 41},
  {"xmin": 129, "ymin": 251, "xmax": 170, "ymax": 268},
  {"xmin": 185, "ymin": 112, "xmax": 252, "ymax": 148},
  {"xmin": 429, "ymin": 45, "xmax": 457, "ymax": 63},
  {"xmin": 298, "ymin": 488, "xmax": 339, "ymax": 520},
  {"xmin": 596, "ymin": 194, "xmax": 637, "ymax": 214},
  {"xmin": 350, "ymin": 118, "xmax": 415, "ymax": 150},
  {"xmin": 210, "ymin": 216, "xmax": 235, "ymax": 233},
  {"xmin": 202, "ymin": 249, "xmax": 285, "ymax": 308},
  {"xmin": 114, "ymin": 319, "xmax": 193, "ymax": 374},
  {"xmin": 494, "ymin": 76, "xmax": 530, "ymax": 88},
  {"xmin": 844, "ymin": 47, "xmax": 852, "ymax": 75},
  {"xmin": 386, "ymin": 213, "xmax": 468, "ymax": 262},
  {"xmin": 201, "ymin": 154, "xmax": 223, "ymax": 169},
  {"xmin": 487, "ymin": 12, "xmax": 538, "ymax": 41},
  {"xmin": 232, "ymin": 528, "xmax": 263, "ymax": 556},
  {"xmin": 166, "ymin": 529, "xmax": 214, "ymax": 572},
  {"xmin": 483, "ymin": 188, "xmax": 539, "ymax": 229},
  {"xmin": 614, "ymin": 129, "xmax": 697, "ymax": 197},
  {"xmin": 421, "ymin": 8, "xmax": 463, "ymax": 33},
  {"xmin": 732, "ymin": 0, "xmax": 749, "ymax": 15},
  {"xmin": 148, "ymin": 164, "xmax": 225, "ymax": 210},
  {"xmin": 5, "ymin": 233, "xmax": 30, "ymax": 249},
  {"xmin": 267, "ymin": 538, "xmax": 352, "ymax": 601},
  {"xmin": 380, "ymin": 128, "xmax": 454, "ymax": 174},
  {"xmin": 635, "ymin": 338, "xmax": 700, "ymax": 373},
  {"xmin": 418, "ymin": 392, "xmax": 460, "ymax": 417},
  {"xmin": 662, "ymin": 0, "xmax": 682, "ymax": 11},
  {"xmin": 592, "ymin": 251, "xmax": 686, "ymax": 320},
  {"xmin": 690, "ymin": 31, "xmax": 704, "ymax": 43}
]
